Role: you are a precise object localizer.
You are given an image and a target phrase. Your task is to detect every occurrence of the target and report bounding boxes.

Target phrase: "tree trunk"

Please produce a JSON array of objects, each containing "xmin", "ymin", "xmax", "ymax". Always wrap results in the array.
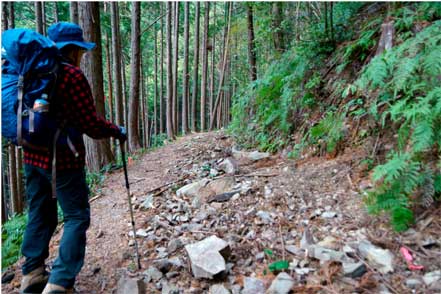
[
  {"xmin": 209, "ymin": 3, "xmax": 216, "ymax": 124},
  {"xmin": 128, "ymin": 2, "xmax": 142, "ymax": 151},
  {"xmin": 181, "ymin": 2, "xmax": 190, "ymax": 134},
  {"xmin": 191, "ymin": 2, "xmax": 200, "ymax": 132},
  {"xmin": 79, "ymin": 2, "xmax": 114, "ymax": 172},
  {"xmin": 210, "ymin": 2, "xmax": 232, "ymax": 130},
  {"xmin": 154, "ymin": 27, "xmax": 159, "ymax": 137},
  {"xmin": 247, "ymin": 4, "xmax": 257, "ymax": 81},
  {"xmin": 200, "ymin": 2, "xmax": 210, "ymax": 131},
  {"xmin": 54, "ymin": 2, "xmax": 59, "ymax": 23},
  {"xmin": 2, "ymin": 148, "xmax": 10, "ymax": 222},
  {"xmin": 111, "ymin": 2, "xmax": 124, "ymax": 130},
  {"xmin": 2, "ymin": 2, "xmax": 8, "ymax": 30},
  {"xmin": 166, "ymin": 2, "xmax": 175, "ymax": 140},
  {"xmin": 70, "ymin": 2, "xmax": 79, "ymax": 24},
  {"xmin": 16, "ymin": 148, "xmax": 24, "ymax": 213},
  {"xmin": 272, "ymin": 2, "xmax": 285, "ymax": 53},
  {"xmin": 324, "ymin": 2, "xmax": 328, "ymax": 39},
  {"xmin": 8, "ymin": 2, "xmax": 15, "ymax": 28},
  {"xmin": 330, "ymin": 2, "xmax": 334, "ymax": 42},
  {"xmin": 160, "ymin": 3, "xmax": 165, "ymax": 134},
  {"xmin": 172, "ymin": 2, "xmax": 180, "ymax": 135},
  {"xmin": 35, "ymin": 2, "xmax": 44, "ymax": 34},
  {"xmin": 8, "ymin": 144, "xmax": 19, "ymax": 214}
]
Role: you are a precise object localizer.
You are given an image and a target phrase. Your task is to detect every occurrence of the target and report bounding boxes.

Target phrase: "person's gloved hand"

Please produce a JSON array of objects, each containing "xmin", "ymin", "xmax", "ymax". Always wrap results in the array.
[{"xmin": 117, "ymin": 126, "xmax": 127, "ymax": 143}]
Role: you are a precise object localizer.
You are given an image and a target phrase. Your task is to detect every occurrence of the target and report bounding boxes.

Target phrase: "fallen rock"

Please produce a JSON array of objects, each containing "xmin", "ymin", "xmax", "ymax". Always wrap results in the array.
[
  {"xmin": 140, "ymin": 194, "xmax": 154, "ymax": 209},
  {"xmin": 176, "ymin": 179, "xmax": 210, "ymax": 198},
  {"xmin": 200, "ymin": 177, "xmax": 236, "ymax": 200},
  {"xmin": 317, "ymin": 236, "xmax": 339, "ymax": 250},
  {"xmin": 116, "ymin": 277, "xmax": 146, "ymax": 294},
  {"xmin": 208, "ymin": 190, "xmax": 241, "ymax": 203},
  {"xmin": 342, "ymin": 261, "xmax": 367, "ymax": 278},
  {"xmin": 308, "ymin": 245, "xmax": 345, "ymax": 263},
  {"xmin": 358, "ymin": 240, "xmax": 394, "ymax": 274},
  {"xmin": 217, "ymin": 158, "xmax": 239, "ymax": 175},
  {"xmin": 161, "ymin": 280, "xmax": 180, "ymax": 294},
  {"xmin": 423, "ymin": 270, "xmax": 441, "ymax": 286},
  {"xmin": 232, "ymin": 147, "xmax": 270, "ymax": 161},
  {"xmin": 267, "ymin": 272, "xmax": 294, "ymax": 294},
  {"xmin": 143, "ymin": 266, "xmax": 163, "ymax": 283},
  {"xmin": 167, "ymin": 238, "xmax": 184, "ymax": 254},
  {"xmin": 242, "ymin": 277, "xmax": 266, "ymax": 294},
  {"xmin": 321, "ymin": 211, "xmax": 337, "ymax": 219},
  {"xmin": 405, "ymin": 278, "xmax": 422, "ymax": 289},
  {"xmin": 209, "ymin": 284, "xmax": 231, "ymax": 294},
  {"xmin": 185, "ymin": 235, "xmax": 230, "ymax": 279}
]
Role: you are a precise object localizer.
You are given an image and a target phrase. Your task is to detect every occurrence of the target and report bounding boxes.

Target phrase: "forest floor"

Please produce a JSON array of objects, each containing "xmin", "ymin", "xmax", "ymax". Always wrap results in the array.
[{"xmin": 2, "ymin": 131, "xmax": 440, "ymax": 294}]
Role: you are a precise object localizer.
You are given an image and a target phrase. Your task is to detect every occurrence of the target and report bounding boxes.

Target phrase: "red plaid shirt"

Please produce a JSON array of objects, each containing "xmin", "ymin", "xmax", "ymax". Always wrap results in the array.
[{"xmin": 23, "ymin": 63, "xmax": 120, "ymax": 170}]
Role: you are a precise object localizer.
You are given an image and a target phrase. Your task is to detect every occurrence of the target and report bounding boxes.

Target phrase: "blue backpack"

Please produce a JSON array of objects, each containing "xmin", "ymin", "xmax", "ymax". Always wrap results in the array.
[{"xmin": 2, "ymin": 29, "xmax": 78, "ymax": 153}]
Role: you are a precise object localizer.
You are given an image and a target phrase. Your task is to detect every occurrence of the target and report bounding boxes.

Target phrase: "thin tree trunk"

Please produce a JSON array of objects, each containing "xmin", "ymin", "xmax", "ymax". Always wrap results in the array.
[
  {"xmin": 79, "ymin": 2, "xmax": 114, "ymax": 172},
  {"xmin": 209, "ymin": 2, "xmax": 216, "ymax": 124},
  {"xmin": 8, "ymin": 144, "xmax": 18, "ymax": 214},
  {"xmin": 2, "ymin": 149, "xmax": 10, "ymax": 222},
  {"xmin": 324, "ymin": 2, "xmax": 329, "ymax": 39},
  {"xmin": 111, "ymin": 2, "xmax": 124, "ymax": 129},
  {"xmin": 105, "ymin": 33, "xmax": 114, "ymax": 124},
  {"xmin": 191, "ymin": 2, "xmax": 200, "ymax": 132},
  {"xmin": 200, "ymin": 2, "xmax": 210, "ymax": 131},
  {"xmin": 42, "ymin": 2, "xmax": 46, "ymax": 35},
  {"xmin": 70, "ymin": 2, "xmax": 79, "ymax": 24},
  {"xmin": 210, "ymin": 2, "xmax": 232, "ymax": 130},
  {"xmin": 35, "ymin": 2, "xmax": 44, "ymax": 34},
  {"xmin": 154, "ymin": 28, "xmax": 159, "ymax": 137},
  {"xmin": 122, "ymin": 54, "xmax": 128, "ymax": 130},
  {"xmin": 182, "ymin": 2, "xmax": 190, "ymax": 134},
  {"xmin": 8, "ymin": 2, "xmax": 15, "ymax": 28},
  {"xmin": 16, "ymin": 148, "xmax": 24, "ymax": 213},
  {"xmin": 166, "ymin": 2, "xmax": 175, "ymax": 140},
  {"xmin": 54, "ymin": 2, "xmax": 59, "ymax": 23},
  {"xmin": 128, "ymin": 2, "xmax": 142, "ymax": 151},
  {"xmin": 330, "ymin": 2, "xmax": 334, "ymax": 42},
  {"xmin": 2, "ymin": 2, "xmax": 8, "ymax": 30},
  {"xmin": 247, "ymin": 3, "xmax": 257, "ymax": 81},
  {"xmin": 172, "ymin": 2, "xmax": 180, "ymax": 135},
  {"xmin": 160, "ymin": 3, "xmax": 165, "ymax": 134}
]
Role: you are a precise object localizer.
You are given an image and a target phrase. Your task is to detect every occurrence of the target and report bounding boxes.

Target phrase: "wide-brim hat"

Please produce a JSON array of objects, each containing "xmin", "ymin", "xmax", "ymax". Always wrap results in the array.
[{"xmin": 48, "ymin": 22, "xmax": 96, "ymax": 51}]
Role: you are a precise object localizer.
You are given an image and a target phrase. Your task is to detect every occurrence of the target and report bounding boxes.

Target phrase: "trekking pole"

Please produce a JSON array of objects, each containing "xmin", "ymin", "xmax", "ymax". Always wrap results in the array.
[{"xmin": 120, "ymin": 143, "xmax": 141, "ymax": 270}]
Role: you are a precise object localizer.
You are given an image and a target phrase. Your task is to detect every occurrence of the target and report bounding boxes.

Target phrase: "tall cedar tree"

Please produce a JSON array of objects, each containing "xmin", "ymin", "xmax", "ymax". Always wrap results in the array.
[
  {"xmin": 172, "ymin": 2, "xmax": 180, "ymax": 135},
  {"xmin": 191, "ymin": 3, "xmax": 200, "ymax": 131},
  {"xmin": 128, "ymin": 2, "xmax": 142, "ymax": 151},
  {"xmin": 181, "ymin": 2, "xmax": 190, "ymax": 134},
  {"xmin": 166, "ymin": 2, "xmax": 175, "ymax": 139},
  {"xmin": 111, "ymin": 3, "xmax": 124, "ymax": 130},
  {"xmin": 70, "ymin": 2, "xmax": 79, "ymax": 24},
  {"xmin": 35, "ymin": 2, "xmax": 44, "ymax": 34},
  {"xmin": 200, "ymin": 3, "xmax": 210, "ymax": 130},
  {"xmin": 79, "ymin": 2, "xmax": 115, "ymax": 171},
  {"xmin": 247, "ymin": 4, "xmax": 257, "ymax": 81}
]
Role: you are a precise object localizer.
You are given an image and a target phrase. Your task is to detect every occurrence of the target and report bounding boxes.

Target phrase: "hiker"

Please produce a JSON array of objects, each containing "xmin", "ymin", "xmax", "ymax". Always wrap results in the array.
[{"xmin": 19, "ymin": 22, "xmax": 126, "ymax": 294}]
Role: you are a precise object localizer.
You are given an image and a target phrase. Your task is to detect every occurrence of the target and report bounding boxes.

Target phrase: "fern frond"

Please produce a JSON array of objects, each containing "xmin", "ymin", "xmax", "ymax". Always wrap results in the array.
[{"xmin": 411, "ymin": 117, "xmax": 434, "ymax": 152}]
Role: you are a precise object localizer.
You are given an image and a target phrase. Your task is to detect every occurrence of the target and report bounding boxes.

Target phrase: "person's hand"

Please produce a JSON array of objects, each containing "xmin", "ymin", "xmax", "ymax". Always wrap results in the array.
[{"xmin": 117, "ymin": 126, "xmax": 127, "ymax": 143}]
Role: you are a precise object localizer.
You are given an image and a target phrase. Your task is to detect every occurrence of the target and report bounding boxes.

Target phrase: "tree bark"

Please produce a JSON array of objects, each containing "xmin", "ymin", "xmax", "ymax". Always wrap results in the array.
[
  {"xmin": 166, "ymin": 2, "xmax": 175, "ymax": 140},
  {"xmin": 191, "ymin": 2, "xmax": 200, "ymax": 132},
  {"xmin": 128, "ymin": 2, "xmax": 142, "ymax": 151},
  {"xmin": 210, "ymin": 2, "xmax": 232, "ymax": 130},
  {"xmin": 2, "ymin": 2, "xmax": 8, "ymax": 30},
  {"xmin": 8, "ymin": 2, "xmax": 15, "ymax": 28},
  {"xmin": 172, "ymin": 2, "xmax": 180, "ymax": 135},
  {"xmin": 181, "ymin": 2, "xmax": 190, "ymax": 134},
  {"xmin": 209, "ymin": 2, "xmax": 216, "ymax": 124},
  {"xmin": 79, "ymin": 2, "xmax": 114, "ymax": 172},
  {"xmin": 154, "ymin": 27, "xmax": 159, "ymax": 137},
  {"xmin": 54, "ymin": 2, "xmax": 59, "ymax": 23},
  {"xmin": 35, "ymin": 2, "xmax": 44, "ymax": 34},
  {"xmin": 160, "ymin": 3, "xmax": 165, "ymax": 134},
  {"xmin": 111, "ymin": 2, "xmax": 124, "ymax": 130},
  {"xmin": 200, "ymin": 2, "xmax": 210, "ymax": 131},
  {"xmin": 70, "ymin": 2, "xmax": 79, "ymax": 24},
  {"xmin": 16, "ymin": 147, "xmax": 24, "ymax": 213},
  {"xmin": 8, "ymin": 144, "xmax": 19, "ymax": 214},
  {"xmin": 246, "ymin": 3, "xmax": 257, "ymax": 81}
]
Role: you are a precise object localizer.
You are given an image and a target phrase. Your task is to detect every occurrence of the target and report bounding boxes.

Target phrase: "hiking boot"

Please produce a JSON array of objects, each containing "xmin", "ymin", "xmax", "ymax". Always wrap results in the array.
[
  {"xmin": 42, "ymin": 283, "xmax": 74, "ymax": 294},
  {"xmin": 20, "ymin": 266, "xmax": 49, "ymax": 294}
]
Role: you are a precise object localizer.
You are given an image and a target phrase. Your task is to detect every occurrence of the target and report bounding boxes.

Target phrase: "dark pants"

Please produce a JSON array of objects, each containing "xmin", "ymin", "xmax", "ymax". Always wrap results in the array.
[{"xmin": 22, "ymin": 164, "xmax": 90, "ymax": 288}]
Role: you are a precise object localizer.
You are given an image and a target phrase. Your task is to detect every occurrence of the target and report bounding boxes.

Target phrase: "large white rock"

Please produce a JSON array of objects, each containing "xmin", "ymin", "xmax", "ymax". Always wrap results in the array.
[
  {"xmin": 267, "ymin": 272, "xmax": 294, "ymax": 294},
  {"xmin": 218, "ymin": 158, "xmax": 239, "ymax": 175},
  {"xmin": 176, "ymin": 179, "xmax": 210, "ymax": 198},
  {"xmin": 242, "ymin": 277, "xmax": 265, "ymax": 294},
  {"xmin": 185, "ymin": 235, "xmax": 230, "ymax": 279},
  {"xmin": 358, "ymin": 240, "xmax": 394, "ymax": 274},
  {"xmin": 116, "ymin": 277, "xmax": 146, "ymax": 294},
  {"xmin": 209, "ymin": 284, "xmax": 231, "ymax": 294}
]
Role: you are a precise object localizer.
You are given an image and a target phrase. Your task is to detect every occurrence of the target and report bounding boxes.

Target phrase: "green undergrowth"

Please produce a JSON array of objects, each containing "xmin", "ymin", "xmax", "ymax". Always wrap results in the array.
[
  {"xmin": 230, "ymin": 3, "xmax": 441, "ymax": 231},
  {"xmin": 2, "ymin": 213, "xmax": 27, "ymax": 269}
]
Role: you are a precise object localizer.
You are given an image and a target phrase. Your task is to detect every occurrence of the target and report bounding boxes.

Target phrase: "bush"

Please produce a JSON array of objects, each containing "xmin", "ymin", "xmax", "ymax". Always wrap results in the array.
[{"xmin": 2, "ymin": 213, "xmax": 27, "ymax": 269}]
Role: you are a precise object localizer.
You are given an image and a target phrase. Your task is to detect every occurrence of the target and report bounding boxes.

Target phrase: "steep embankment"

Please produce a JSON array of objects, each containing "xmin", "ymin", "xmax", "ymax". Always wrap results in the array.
[{"xmin": 3, "ymin": 131, "xmax": 440, "ymax": 293}]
